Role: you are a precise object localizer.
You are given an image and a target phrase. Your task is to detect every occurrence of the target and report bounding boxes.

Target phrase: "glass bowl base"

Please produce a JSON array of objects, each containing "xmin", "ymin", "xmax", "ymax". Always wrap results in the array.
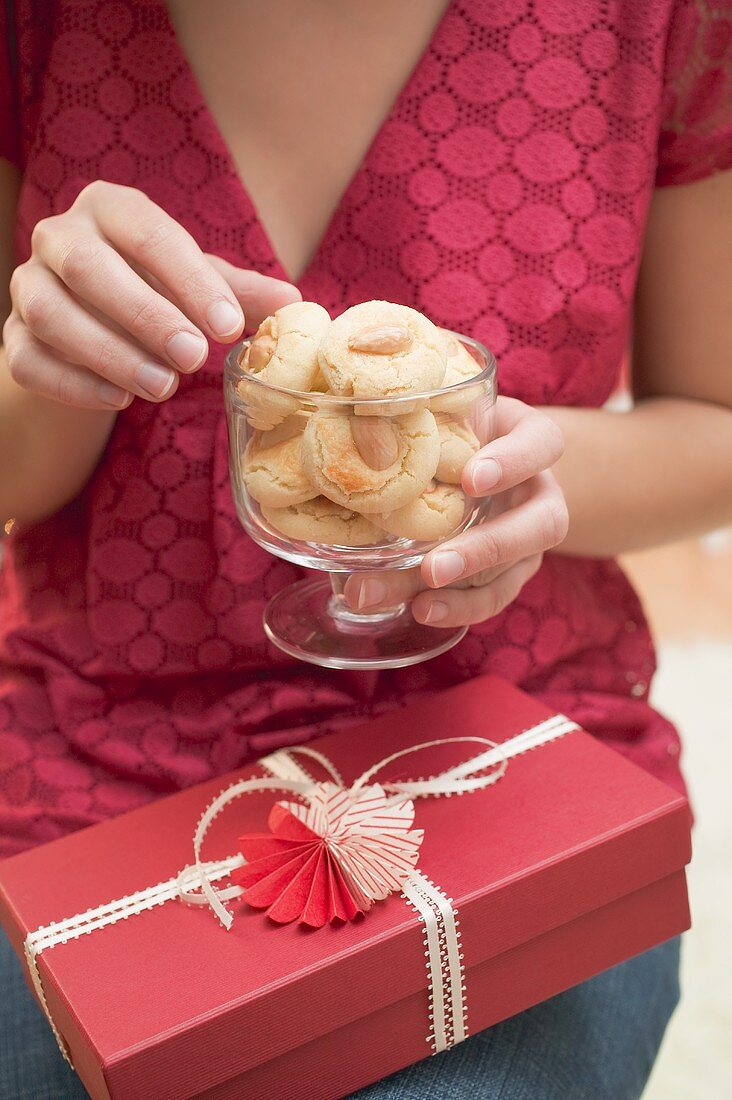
[{"xmin": 263, "ymin": 577, "xmax": 467, "ymax": 671}]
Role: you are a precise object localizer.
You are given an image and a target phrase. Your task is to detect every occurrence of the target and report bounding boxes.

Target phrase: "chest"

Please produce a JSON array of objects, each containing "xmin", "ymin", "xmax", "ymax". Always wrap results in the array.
[
  {"xmin": 166, "ymin": 0, "xmax": 449, "ymax": 281},
  {"xmin": 19, "ymin": 0, "xmax": 670, "ymax": 407}
]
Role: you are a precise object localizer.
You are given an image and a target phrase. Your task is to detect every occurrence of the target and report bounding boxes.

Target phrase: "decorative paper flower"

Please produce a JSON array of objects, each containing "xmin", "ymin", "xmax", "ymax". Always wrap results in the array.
[{"xmin": 235, "ymin": 782, "xmax": 424, "ymax": 927}]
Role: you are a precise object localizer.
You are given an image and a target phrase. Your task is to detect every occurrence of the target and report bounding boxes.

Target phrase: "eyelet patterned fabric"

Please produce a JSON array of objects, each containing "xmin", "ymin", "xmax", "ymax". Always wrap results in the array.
[{"xmin": 0, "ymin": 0, "xmax": 729, "ymax": 854}]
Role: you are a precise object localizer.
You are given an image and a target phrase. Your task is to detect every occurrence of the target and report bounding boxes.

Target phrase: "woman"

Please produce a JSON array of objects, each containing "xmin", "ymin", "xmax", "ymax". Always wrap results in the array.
[{"xmin": 1, "ymin": 1, "xmax": 730, "ymax": 1097}]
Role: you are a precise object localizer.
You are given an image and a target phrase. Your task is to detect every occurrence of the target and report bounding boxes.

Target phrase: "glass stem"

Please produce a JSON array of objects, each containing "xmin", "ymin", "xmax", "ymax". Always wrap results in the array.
[{"xmin": 328, "ymin": 573, "xmax": 406, "ymax": 628}]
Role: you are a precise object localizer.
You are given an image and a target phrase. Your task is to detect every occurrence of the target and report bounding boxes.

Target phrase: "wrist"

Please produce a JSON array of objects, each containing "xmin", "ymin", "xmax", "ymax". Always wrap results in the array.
[
  {"xmin": 1, "ymin": 351, "xmax": 120, "ymax": 525},
  {"xmin": 536, "ymin": 399, "xmax": 732, "ymax": 557}
]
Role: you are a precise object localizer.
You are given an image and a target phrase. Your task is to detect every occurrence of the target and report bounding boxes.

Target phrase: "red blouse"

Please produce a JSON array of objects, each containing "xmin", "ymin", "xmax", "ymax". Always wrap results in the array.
[{"xmin": 1, "ymin": 0, "xmax": 730, "ymax": 856}]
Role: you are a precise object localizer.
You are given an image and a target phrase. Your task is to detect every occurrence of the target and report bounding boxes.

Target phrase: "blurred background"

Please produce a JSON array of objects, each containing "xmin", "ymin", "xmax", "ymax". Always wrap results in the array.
[{"xmin": 623, "ymin": 532, "xmax": 732, "ymax": 1098}]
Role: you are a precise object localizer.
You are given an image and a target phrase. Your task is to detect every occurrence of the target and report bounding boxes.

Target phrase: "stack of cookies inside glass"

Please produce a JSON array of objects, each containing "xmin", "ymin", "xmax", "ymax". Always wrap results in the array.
[{"xmin": 237, "ymin": 300, "xmax": 484, "ymax": 547}]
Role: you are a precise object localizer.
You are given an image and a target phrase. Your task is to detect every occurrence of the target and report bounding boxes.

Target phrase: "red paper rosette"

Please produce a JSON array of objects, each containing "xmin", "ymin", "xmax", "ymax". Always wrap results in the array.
[{"xmin": 235, "ymin": 783, "xmax": 423, "ymax": 928}]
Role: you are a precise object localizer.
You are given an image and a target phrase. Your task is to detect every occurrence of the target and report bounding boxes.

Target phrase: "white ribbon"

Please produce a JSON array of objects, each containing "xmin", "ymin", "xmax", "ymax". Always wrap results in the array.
[{"xmin": 23, "ymin": 713, "xmax": 579, "ymax": 1068}]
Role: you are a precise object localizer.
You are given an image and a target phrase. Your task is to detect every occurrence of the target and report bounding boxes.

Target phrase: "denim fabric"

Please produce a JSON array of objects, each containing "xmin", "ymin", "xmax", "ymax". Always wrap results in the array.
[
  {"xmin": 352, "ymin": 938, "xmax": 681, "ymax": 1100},
  {"xmin": 1, "ymin": 931, "xmax": 679, "ymax": 1100}
]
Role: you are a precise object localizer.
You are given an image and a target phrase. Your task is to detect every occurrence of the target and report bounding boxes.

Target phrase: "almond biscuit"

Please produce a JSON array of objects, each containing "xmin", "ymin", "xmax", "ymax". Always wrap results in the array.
[
  {"xmin": 238, "ymin": 301, "xmax": 331, "ymax": 428},
  {"xmin": 435, "ymin": 415, "xmax": 481, "ymax": 484},
  {"xmin": 375, "ymin": 482, "xmax": 468, "ymax": 542},
  {"xmin": 242, "ymin": 423, "xmax": 317, "ymax": 508},
  {"xmin": 261, "ymin": 497, "xmax": 384, "ymax": 547},
  {"xmin": 429, "ymin": 331, "xmax": 483, "ymax": 415},
  {"xmin": 318, "ymin": 301, "xmax": 446, "ymax": 400},
  {"xmin": 302, "ymin": 408, "xmax": 440, "ymax": 514}
]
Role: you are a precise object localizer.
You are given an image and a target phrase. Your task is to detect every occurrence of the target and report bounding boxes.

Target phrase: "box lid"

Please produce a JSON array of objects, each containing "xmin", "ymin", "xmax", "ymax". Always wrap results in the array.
[{"xmin": 0, "ymin": 676, "xmax": 691, "ymax": 1099}]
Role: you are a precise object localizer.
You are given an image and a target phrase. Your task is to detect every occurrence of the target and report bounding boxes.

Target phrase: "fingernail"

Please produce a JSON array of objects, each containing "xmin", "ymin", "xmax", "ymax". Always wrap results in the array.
[
  {"xmin": 166, "ymin": 331, "xmax": 208, "ymax": 372},
  {"xmin": 136, "ymin": 362, "xmax": 176, "ymax": 399},
  {"xmin": 97, "ymin": 381, "xmax": 131, "ymax": 408},
  {"xmin": 357, "ymin": 578, "xmax": 388, "ymax": 609},
  {"xmin": 429, "ymin": 550, "xmax": 465, "ymax": 587},
  {"xmin": 207, "ymin": 300, "xmax": 244, "ymax": 339},
  {"xmin": 471, "ymin": 458, "xmax": 501, "ymax": 494},
  {"xmin": 422, "ymin": 601, "xmax": 448, "ymax": 624}
]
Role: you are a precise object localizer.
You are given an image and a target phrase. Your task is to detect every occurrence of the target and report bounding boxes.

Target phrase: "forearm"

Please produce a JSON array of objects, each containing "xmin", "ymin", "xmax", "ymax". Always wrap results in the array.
[
  {"xmin": 543, "ymin": 396, "xmax": 732, "ymax": 557},
  {"xmin": 0, "ymin": 345, "xmax": 117, "ymax": 526}
]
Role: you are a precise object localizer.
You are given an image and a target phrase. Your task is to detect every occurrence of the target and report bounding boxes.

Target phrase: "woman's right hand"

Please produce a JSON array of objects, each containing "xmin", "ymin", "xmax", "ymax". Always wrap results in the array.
[{"xmin": 3, "ymin": 181, "xmax": 300, "ymax": 409}]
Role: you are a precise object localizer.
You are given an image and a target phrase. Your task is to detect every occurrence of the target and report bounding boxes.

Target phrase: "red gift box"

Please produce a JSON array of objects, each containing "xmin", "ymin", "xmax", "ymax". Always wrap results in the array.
[{"xmin": 0, "ymin": 676, "xmax": 691, "ymax": 1100}]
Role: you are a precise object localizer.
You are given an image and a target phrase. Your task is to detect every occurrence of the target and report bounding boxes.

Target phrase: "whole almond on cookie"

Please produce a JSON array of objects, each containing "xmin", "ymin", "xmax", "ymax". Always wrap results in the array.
[
  {"xmin": 347, "ymin": 323, "xmax": 414, "ymax": 355},
  {"xmin": 351, "ymin": 417, "xmax": 400, "ymax": 470},
  {"xmin": 247, "ymin": 331, "xmax": 277, "ymax": 372}
]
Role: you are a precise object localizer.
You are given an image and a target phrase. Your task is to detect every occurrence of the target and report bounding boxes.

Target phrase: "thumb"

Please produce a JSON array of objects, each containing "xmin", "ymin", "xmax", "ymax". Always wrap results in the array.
[{"xmin": 206, "ymin": 255, "xmax": 302, "ymax": 331}]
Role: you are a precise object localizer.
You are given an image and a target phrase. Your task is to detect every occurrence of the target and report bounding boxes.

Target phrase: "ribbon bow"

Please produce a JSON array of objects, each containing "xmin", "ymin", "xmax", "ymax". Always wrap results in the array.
[{"xmin": 180, "ymin": 736, "xmax": 512, "ymax": 931}]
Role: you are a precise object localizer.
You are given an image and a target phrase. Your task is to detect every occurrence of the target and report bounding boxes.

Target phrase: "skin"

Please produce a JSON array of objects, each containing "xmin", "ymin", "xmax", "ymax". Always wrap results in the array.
[
  {"xmin": 0, "ymin": 178, "xmax": 300, "ymax": 524},
  {"xmin": 2, "ymin": 0, "xmax": 732, "ymax": 635}
]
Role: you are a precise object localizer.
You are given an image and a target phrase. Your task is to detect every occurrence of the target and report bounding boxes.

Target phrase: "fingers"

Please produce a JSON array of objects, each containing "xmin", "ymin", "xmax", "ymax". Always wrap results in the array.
[
  {"xmin": 206, "ymin": 255, "xmax": 302, "ymax": 329},
  {"xmin": 412, "ymin": 554, "xmax": 544, "ymax": 627},
  {"xmin": 20, "ymin": 184, "xmax": 303, "ymax": 409},
  {"xmin": 4, "ymin": 317, "xmax": 132, "ymax": 409},
  {"xmin": 9, "ymin": 182, "xmax": 306, "ymax": 413},
  {"xmin": 345, "ymin": 470, "xmax": 568, "ymax": 619},
  {"xmin": 343, "ymin": 567, "xmax": 423, "ymax": 611},
  {"xmin": 108, "ymin": 252, "xmax": 300, "ymax": 354},
  {"xmin": 463, "ymin": 398, "xmax": 564, "ymax": 497},
  {"xmin": 343, "ymin": 554, "xmax": 543, "ymax": 627},
  {"xmin": 28, "ymin": 230, "xmax": 210, "ymax": 375},
  {"xmin": 344, "ymin": 559, "xmax": 519, "ymax": 612},
  {"xmin": 423, "ymin": 472, "xmax": 569, "ymax": 588},
  {"xmin": 69, "ymin": 182, "xmax": 246, "ymax": 340},
  {"xmin": 11, "ymin": 266, "xmax": 180, "ymax": 402}
]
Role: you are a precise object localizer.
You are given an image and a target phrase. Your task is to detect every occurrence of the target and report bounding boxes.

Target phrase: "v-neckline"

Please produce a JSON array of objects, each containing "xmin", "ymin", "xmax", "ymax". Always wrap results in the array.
[{"xmin": 161, "ymin": 1, "xmax": 454, "ymax": 288}]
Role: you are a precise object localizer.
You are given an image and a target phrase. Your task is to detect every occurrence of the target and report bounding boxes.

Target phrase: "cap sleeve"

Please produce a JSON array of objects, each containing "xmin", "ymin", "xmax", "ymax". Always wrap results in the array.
[
  {"xmin": 656, "ymin": 0, "xmax": 732, "ymax": 186},
  {"xmin": 0, "ymin": 3, "xmax": 21, "ymax": 166}
]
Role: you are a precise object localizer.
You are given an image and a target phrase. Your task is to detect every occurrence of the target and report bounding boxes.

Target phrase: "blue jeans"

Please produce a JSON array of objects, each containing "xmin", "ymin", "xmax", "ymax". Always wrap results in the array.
[{"xmin": 0, "ymin": 931, "xmax": 679, "ymax": 1100}]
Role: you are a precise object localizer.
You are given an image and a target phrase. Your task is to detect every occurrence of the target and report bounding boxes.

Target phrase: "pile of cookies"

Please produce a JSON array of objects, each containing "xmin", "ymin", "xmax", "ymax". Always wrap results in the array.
[{"xmin": 237, "ymin": 300, "xmax": 483, "ymax": 547}]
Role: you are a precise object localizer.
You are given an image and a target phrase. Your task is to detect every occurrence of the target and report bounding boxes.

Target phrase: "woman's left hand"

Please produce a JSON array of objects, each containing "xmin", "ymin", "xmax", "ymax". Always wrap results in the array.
[{"xmin": 344, "ymin": 397, "xmax": 569, "ymax": 627}]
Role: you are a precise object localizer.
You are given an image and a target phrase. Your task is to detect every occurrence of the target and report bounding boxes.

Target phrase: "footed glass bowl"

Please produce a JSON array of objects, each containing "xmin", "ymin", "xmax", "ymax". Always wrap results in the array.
[{"xmin": 224, "ymin": 333, "xmax": 497, "ymax": 670}]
